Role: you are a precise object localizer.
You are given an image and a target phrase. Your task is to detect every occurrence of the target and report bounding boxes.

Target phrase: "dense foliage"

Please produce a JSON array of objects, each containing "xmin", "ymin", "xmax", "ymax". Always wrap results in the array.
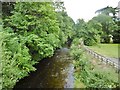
[
  {"xmin": 75, "ymin": 5, "xmax": 119, "ymax": 45},
  {"xmin": 55, "ymin": 2, "xmax": 75, "ymax": 45},
  {"xmin": 112, "ymin": 20, "xmax": 120, "ymax": 43},
  {"xmin": 1, "ymin": 1, "xmax": 119, "ymax": 89},
  {"xmin": 1, "ymin": 2, "xmax": 74, "ymax": 89},
  {"xmin": 75, "ymin": 19, "xmax": 102, "ymax": 46},
  {"xmin": 70, "ymin": 38, "xmax": 119, "ymax": 88},
  {"xmin": 1, "ymin": 31, "xmax": 37, "ymax": 88},
  {"xmin": 92, "ymin": 14, "xmax": 118, "ymax": 43},
  {"xmin": 95, "ymin": 6, "xmax": 120, "ymax": 43}
]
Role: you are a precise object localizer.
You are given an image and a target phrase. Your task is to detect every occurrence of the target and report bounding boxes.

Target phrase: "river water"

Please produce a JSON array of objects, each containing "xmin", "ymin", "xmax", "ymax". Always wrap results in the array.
[{"xmin": 13, "ymin": 48, "xmax": 74, "ymax": 89}]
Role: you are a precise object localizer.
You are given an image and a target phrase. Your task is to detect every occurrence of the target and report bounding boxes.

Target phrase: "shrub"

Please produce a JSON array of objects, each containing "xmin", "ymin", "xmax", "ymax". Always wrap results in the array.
[{"xmin": 1, "ymin": 31, "xmax": 37, "ymax": 89}]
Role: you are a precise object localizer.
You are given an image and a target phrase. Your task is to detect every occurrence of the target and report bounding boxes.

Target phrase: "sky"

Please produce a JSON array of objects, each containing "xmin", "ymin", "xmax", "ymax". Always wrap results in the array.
[{"xmin": 63, "ymin": 0, "xmax": 120, "ymax": 22}]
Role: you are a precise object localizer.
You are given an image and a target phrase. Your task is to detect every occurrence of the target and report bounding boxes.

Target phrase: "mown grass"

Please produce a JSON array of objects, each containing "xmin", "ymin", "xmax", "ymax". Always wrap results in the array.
[{"xmin": 87, "ymin": 44, "xmax": 119, "ymax": 58}]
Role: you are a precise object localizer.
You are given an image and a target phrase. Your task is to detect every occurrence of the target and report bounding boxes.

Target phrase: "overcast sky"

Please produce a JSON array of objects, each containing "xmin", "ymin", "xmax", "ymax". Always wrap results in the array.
[{"xmin": 63, "ymin": 0, "xmax": 120, "ymax": 22}]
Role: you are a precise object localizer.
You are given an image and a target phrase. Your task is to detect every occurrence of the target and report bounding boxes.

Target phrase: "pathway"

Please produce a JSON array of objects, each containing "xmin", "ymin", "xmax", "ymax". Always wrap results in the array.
[{"xmin": 83, "ymin": 46, "xmax": 120, "ymax": 70}]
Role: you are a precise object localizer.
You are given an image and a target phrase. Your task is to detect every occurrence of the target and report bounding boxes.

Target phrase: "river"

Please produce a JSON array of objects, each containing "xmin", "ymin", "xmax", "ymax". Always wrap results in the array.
[{"xmin": 13, "ymin": 47, "xmax": 74, "ymax": 89}]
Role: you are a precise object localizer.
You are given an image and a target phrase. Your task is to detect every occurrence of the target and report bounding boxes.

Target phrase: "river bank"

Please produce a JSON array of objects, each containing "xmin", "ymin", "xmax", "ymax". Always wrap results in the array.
[{"xmin": 13, "ymin": 47, "xmax": 74, "ymax": 89}]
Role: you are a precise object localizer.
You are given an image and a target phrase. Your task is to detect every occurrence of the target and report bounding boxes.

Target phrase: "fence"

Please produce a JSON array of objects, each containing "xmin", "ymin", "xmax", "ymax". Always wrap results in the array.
[{"xmin": 83, "ymin": 46, "xmax": 120, "ymax": 71}]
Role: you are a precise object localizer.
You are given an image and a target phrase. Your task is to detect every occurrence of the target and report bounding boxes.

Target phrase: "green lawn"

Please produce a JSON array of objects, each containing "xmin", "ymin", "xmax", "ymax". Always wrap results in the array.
[{"xmin": 87, "ymin": 44, "xmax": 119, "ymax": 58}]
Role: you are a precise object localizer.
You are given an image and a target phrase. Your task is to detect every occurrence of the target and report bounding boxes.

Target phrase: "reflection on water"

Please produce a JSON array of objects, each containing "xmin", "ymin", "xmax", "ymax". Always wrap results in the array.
[{"xmin": 13, "ymin": 48, "xmax": 74, "ymax": 88}]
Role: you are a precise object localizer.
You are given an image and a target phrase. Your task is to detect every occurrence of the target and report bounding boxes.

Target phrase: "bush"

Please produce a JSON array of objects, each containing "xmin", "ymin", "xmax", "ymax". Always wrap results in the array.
[
  {"xmin": 1, "ymin": 31, "xmax": 37, "ymax": 89},
  {"xmin": 84, "ymin": 37, "xmax": 96, "ymax": 46},
  {"xmin": 1, "ymin": 2, "xmax": 74, "ymax": 89}
]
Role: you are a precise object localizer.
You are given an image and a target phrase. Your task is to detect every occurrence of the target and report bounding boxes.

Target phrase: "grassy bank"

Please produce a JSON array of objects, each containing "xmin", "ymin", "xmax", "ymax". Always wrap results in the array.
[
  {"xmin": 87, "ymin": 53, "xmax": 118, "ymax": 83},
  {"xmin": 87, "ymin": 44, "xmax": 119, "ymax": 58},
  {"xmin": 74, "ymin": 52, "xmax": 119, "ymax": 88},
  {"xmin": 70, "ymin": 39, "xmax": 119, "ymax": 88}
]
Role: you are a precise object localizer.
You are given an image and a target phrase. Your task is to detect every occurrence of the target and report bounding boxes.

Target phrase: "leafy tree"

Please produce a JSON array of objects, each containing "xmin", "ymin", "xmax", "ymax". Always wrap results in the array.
[
  {"xmin": 2, "ymin": 2, "xmax": 68, "ymax": 89},
  {"xmin": 53, "ymin": 2, "xmax": 66, "ymax": 12},
  {"xmin": 2, "ymin": 1, "xmax": 74, "ymax": 89},
  {"xmin": 75, "ymin": 19, "xmax": 102, "ymax": 46},
  {"xmin": 75, "ymin": 19, "xmax": 87, "ymax": 38},
  {"xmin": 112, "ymin": 21, "xmax": 120, "ymax": 43},
  {"xmin": 95, "ymin": 6, "xmax": 118, "ymax": 20},
  {"xmin": 2, "ymin": 2, "xmax": 15, "ymax": 18},
  {"xmin": 57, "ymin": 12, "xmax": 75, "ymax": 39},
  {"xmin": 84, "ymin": 20, "xmax": 102, "ymax": 45},
  {"xmin": 1, "ymin": 30, "xmax": 36, "ymax": 88},
  {"xmin": 92, "ymin": 14, "xmax": 117, "ymax": 43},
  {"xmin": 3, "ymin": 2, "xmax": 62, "ymax": 59},
  {"xmin": 95, "ymin": 6, "xmax": 120, "ymax": 43},
  {"xmin": 55, "ymin": 2, "xmax": 75, "ymax": 46}
]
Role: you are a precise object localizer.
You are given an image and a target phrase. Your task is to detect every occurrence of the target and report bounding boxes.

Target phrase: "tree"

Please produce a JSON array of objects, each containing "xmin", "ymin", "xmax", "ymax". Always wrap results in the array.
[
  {"xmin": 53, "ymin": 2, "xmax": 66, "ymax": 12},
  {"xmin": 54, "ymin": 2, "xmax": 75, "ymax": 46},
  {"xmin": 92, "ymin": 14, "xmax": 117, "ymax": 43},
  {"xmin": 2, "ymin": 1, "xmax": 76, "ymax": 89},
  {"xmin": 85, "ymin": 20, "xmax": 102, "ymax": 45},
  {"xmin": 75, "ymin": 19, "xmax": 87, "ymax": 38},
  {"xmin": 2, "ymin": 2, "xmax": 15, "ymax": 19},
  {"xmin": 2, "ymin": 2, "xmax": 67, "ymax": 89},
  {"xmin": 95, "ymin": 6, "xmax": 118, "ymax": 20},
  {"xmin": 95, "ymin": 6, "xmax": 120, "ymax": 43},
  {"xmin": 75, "ymin": 19, "xmax": 102, "ymax": 46}
]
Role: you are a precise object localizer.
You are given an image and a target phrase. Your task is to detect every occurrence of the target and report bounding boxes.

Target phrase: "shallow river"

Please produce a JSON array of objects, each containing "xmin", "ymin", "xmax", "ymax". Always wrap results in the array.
[{"xmin": 13, "ymin": 48, "xmax": 74, "ymax": 89}]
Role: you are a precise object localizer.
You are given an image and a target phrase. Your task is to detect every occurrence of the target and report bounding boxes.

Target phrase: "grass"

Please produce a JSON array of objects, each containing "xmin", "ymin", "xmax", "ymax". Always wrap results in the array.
[
  {"xmin": 87, "ymin": 44, "xmax": 119, "ymax": 58},
  {"xmin": 89, "ymin": 55, "xmax": 119, "ymax": 83},
  {"xmin": 74, "ymin": 51, "xmax": 119, "ymax": 88},
  {"xmin": 74, "ymin": 79, "xmax": 86, "ymax": 88},
  {"xmin": 86, "ymin": 45, "xmax": 119, "ymax": 83}
]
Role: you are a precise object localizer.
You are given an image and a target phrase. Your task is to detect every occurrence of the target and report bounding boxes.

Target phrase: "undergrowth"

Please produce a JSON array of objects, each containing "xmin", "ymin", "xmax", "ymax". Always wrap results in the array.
[{"xmin": 70, "ymin": 38, "xmax": 119, "ymax": 88}]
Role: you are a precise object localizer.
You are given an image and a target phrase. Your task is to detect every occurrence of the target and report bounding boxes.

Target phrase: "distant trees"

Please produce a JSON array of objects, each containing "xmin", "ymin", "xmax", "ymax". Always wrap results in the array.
[
  {"xmin": 55, "ymin": 2, "xmax": 75, "ymax": 45},
  {"xmin": 95, "ymin": 6, "xmax": 118, "ymax": 20},
  {"xmin": 92, "ymin": 14, "xmax": 117, "ymax": 43},
  {"xmin": 75, "ymin": 19, "xmax": 87, "ymax": 38},
  {"xmin": 85, "ymin": 19, "xmax": 102, "ymax": 45},
  {"xmin": 75, "ymin": 19, "xmax": 102, "ymax": 46},
  {"xmin": 95, "ymin": 6, "xmax": 120, "ymax": 43},
  {"xmin": 74, "ymin": 5, "xmax": 119, "ymax": 45}
]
